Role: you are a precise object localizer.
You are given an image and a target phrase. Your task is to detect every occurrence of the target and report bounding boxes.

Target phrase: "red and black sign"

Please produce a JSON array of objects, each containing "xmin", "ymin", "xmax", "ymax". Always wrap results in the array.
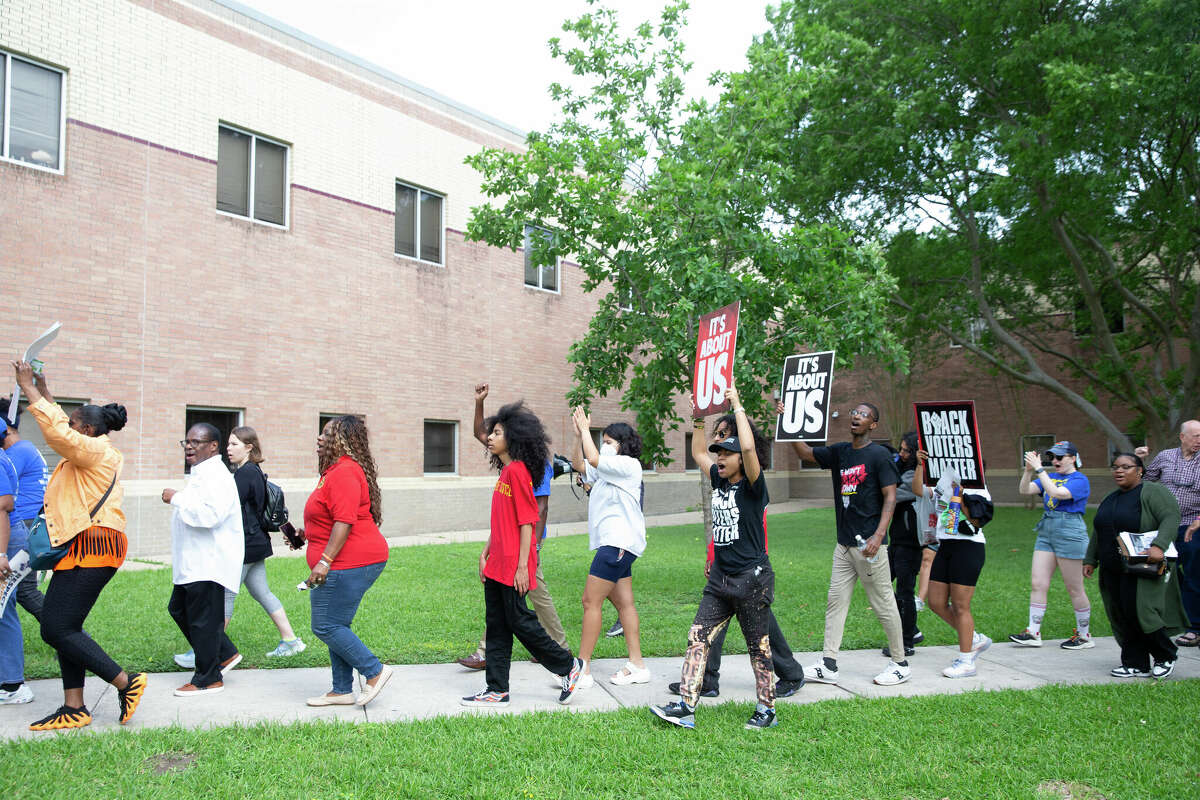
[{"xmin": 692, "ymin": 301, "xmax": 740, "ymax": 418}]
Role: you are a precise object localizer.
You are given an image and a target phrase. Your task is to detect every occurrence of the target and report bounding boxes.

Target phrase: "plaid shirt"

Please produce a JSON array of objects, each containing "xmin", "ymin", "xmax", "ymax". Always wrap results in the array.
[{"xmin": 1144, "ymin": 448, "xmax": 1200, "ymax": 527}]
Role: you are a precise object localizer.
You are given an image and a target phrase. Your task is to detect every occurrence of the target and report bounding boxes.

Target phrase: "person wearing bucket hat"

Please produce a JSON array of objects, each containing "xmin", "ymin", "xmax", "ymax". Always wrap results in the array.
[{"xmin": 1012, "ymin": 440, "xmax": 1093, "ymax": 649}]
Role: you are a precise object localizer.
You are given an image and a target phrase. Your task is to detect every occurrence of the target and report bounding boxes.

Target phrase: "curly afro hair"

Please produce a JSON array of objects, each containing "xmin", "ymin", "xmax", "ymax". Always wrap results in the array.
[{"xmin": 484, "ymin": 401, "xmax": 550, "ymax": 486}]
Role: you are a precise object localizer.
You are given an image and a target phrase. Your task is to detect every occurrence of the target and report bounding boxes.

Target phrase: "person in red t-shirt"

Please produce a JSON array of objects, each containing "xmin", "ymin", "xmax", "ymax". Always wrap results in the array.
[
  {"xmin": 299, "ymin": 416, "xmax": 392, "ymax": 709},
  {"xmin": 461, "ymin": 401, "xmax": 583, "ymax": 707}
]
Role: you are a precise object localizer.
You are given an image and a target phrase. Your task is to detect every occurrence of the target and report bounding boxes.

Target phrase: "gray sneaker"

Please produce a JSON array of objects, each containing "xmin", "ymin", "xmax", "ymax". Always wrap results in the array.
[
  {"xmin": 650, "ymin": 701, "xmax": 695, "ymax": 729},
  {"xmin": 173, "ymin": 649, "xmax": 196, "ymax": 670},
  {"xmin": 266, "ymin": 638, "xmax": 307, "ymax": 658}
]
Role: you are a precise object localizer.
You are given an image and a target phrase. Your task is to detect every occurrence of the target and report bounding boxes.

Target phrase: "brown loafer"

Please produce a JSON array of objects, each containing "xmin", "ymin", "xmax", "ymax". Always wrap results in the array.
[
  {"xmin": 174, "ymin": 681, "xmax": 224, "ymax": 697},
  {"xmin": 457, "ymin": 653, "xmax": 486, "ymax": 670}
]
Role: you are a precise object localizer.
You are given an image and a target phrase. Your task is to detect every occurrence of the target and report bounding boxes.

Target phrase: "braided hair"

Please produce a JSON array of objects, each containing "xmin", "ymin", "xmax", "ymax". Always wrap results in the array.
[{"xmin": 319, "ymin": 415, "xmax": 382, "ymax": 525}]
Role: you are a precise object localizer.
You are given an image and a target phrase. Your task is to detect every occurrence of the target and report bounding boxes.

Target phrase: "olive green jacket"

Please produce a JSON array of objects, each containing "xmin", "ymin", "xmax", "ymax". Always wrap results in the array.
[{"xmin": 1086, "ymin": 481, "xmax": 1186, "ymax": 636}]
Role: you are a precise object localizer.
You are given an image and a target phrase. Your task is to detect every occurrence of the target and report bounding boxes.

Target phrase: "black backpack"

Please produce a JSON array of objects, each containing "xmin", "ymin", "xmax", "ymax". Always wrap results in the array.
[{"xmin": 258, "ymin": 472, "xmax": 289, "ymax": 533}]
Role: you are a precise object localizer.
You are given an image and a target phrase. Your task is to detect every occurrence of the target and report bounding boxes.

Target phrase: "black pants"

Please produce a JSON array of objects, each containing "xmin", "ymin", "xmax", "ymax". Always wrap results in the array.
[
  {"xmin": 889, "ymin": 544, "xmax": 923, "ymax": 646},
  {"xmin": 39, "ymin": 566, "xmax": 123, "ymax": 691},
  {"xmin": 703, "ymin": 609, "xmax": 802, "ymax": 689},
  {"xmin": 682, "ymin": 562, "xmax": 774, "ymax": 706},
  {"xmin": 1101, "ymin": 566, "xmax": 1177, "ymax": 670},
  {"xmin": 169, "ymin": 581, "xmax": 238, "ymax": 688},
  {"xmin": 483, "ymin": 578, "xmax": 573, "ymax": 693}
]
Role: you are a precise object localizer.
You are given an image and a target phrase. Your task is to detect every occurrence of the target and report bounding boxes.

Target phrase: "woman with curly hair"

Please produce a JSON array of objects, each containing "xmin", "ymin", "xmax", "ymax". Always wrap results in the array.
[
  {"xmin": 569, "ymin": 410, "xmax": 650, "ymax": 688},
  {"xmin": 300, "ymin": 415, "xmax": 392, "ymax": 707},
  {"xmin": 462, "ymin": 401, "xmax": 583, "ymax": 707}
]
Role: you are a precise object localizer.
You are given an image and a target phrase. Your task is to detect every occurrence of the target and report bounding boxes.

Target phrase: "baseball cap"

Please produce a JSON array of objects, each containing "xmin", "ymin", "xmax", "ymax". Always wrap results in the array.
[
  {"xmin": 1044, "ymin": 441, "xmax": 1078, "ymax": 457},
  {"xmin": 708, "ymin": 436, "xmax": 741, "ymax": 453}
]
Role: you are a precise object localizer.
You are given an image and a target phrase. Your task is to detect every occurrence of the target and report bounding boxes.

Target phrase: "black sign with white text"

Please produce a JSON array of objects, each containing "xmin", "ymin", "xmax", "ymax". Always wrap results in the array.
[
  {"xmin": 914, "ymin": 400, "xmax": 986, "ymax": 489},
  {"xmin": 775, "ymin": 351, "xmax": 835, "ymax": 442}
]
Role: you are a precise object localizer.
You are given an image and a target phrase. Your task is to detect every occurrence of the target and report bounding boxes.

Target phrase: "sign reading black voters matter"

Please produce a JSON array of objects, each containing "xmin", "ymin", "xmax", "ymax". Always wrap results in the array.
[
  {"xmin": 914, "ymin": 401, "xmax": 986, "ymax": 489},
  {"xmin": 775, "ymin": 351, "xmax": 835, "ymax": 442},
  {"xmin": 692, "ymin": 301, "xmax": 740, "ymax": 418}
]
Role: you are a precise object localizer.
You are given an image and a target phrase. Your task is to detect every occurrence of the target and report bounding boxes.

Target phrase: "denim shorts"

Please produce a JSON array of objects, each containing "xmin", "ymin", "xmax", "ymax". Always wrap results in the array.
[
  {"xmin": 589, "ymin": 545, "xmax": 637, "ymax": 582},
  {"xmin": 1034, "ymin": 511, "xmax": 1089, "ymax": 560}
]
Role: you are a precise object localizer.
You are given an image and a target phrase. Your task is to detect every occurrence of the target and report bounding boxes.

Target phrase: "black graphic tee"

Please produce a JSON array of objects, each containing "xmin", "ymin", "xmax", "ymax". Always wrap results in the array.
[
  {"xmin": 812, "ymin": 442, "xmax": 899, "ymax": 547},
  {"xmin": 708, "ymin": 464, "xmax": 769, "ymax": 574}
]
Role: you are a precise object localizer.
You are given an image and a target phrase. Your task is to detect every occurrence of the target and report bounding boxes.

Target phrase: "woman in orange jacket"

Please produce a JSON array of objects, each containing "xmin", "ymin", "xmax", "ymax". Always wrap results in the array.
[{"xmin": 12, "ymin": 361, "xmax": 147, "ymax": 731}]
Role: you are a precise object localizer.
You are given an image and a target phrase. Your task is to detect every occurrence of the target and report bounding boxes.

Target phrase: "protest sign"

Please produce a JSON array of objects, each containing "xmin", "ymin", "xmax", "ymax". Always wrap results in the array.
[
  {"xmin": 914, "ymin": 400, "xmax": 986, "ymax": 489},
  {"xmin": 692, "ymin": 301, "xmax": 740, "ymax": 418},
  {"xmin": 775, "ymin": 350, "xmax": 835, "ymax": 442},
  {"xmin": 8, "ymin": 322, "xmax": 61, "ymax": 424}
]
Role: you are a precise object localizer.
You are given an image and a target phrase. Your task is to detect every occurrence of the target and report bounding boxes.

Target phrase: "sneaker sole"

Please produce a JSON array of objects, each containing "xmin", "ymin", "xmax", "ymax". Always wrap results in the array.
[
  {"xmin": 804, "ymin": 674, "xmax": 839, "ymax": 685},
  {"xmin": 1110, "ymin": 670, "xmax": 1150, "ymax": 678},
  {"xmin": 1061, "ymin": 642, "xmax": 1096, "ymax": 650},
  {"xmin": 220, "ymin": 653, "xmax": 243, "ymax": 677},
  {"xmin": 29, "ymin": 714, "xmax": 92, "ymax": 731},
  {"xmin": 874, "ymin": 673, "xmax": 911, "ymax": 686},
  {"xmin": 1009, "ymin": 638, "xmax": 1043, "ymax": 647},
  {"xmin": 460, "ymin": 699, "xmax": 510, "ymax": 707},
  {"xmin": 745, "ymin": 720, "xmax": 778, "ymax": 730},
  {"xmin": 649, "ymin": 706, "xmax": 694, "ymax": 729}
]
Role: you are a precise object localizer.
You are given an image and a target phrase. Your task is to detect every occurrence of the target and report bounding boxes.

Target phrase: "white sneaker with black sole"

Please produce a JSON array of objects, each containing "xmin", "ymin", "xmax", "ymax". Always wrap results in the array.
[
  {"xmin": 1152, "ymin": 660, "xmax": 1176, "ymax": 679},
  {"xmin": 873, "ymin": 660, "xmax": 911, "ymax": 686},
  {"xmin": 1009, "ymin": 630, "xmax": 1043, "ymax": 647},
  {"xmin": 802, "ymin": 662, "xmax": 839, "ymax": 684},
  {"xmin": 1110, "ymin": 665, "xmax": 1150, "ymax": 678},
  {"xmin": 1061, "ymin": 630, "xmax": 1095, "ymax": 650}
]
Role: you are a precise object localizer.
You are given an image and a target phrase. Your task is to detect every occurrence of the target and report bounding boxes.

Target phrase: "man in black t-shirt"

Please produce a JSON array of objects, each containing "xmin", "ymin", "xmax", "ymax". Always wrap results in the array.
[{"xmin": 788, "ymin": 402, "xmax": 910, "ymax": 686}]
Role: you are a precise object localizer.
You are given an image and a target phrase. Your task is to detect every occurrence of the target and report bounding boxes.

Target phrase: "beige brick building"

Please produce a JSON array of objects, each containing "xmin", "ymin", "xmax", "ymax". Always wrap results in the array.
[{"xmin": 1, "ymin": 0, "xmax": 1128, "ymax": 556}]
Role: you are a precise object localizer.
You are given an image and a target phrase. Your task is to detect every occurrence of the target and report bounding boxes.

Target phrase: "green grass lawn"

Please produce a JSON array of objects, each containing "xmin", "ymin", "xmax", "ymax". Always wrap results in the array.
[
  {"xmin": 2, "ymin": 682, "xmax": 1197, "ymax": 799},
  {"xmin": 18, "ymin": 507, "xmax": 1111, "ymax": 677}
]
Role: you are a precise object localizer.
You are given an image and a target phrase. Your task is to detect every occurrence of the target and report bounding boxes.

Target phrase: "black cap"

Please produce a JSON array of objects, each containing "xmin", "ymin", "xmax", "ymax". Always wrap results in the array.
[{"xmin": 708, "ymin": 436, "xmax": 741, "ymax": 453}]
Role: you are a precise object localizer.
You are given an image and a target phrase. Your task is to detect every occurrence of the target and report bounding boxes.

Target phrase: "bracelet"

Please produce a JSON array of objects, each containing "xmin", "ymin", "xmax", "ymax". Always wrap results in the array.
[
  {"xmin": 693, "ymin": 419, "xmax": 706, "ymax": 428},
  {"xmin": 1035, "ymin": 468, "xmax": 1045, "ymax": 475},
  {"xmin": 319, "ymin": 553, "xmax": 333, "ymax": 565},
  {"xmin": 734, "ymin": 407, "xmax": 745, "ymax": 414}
]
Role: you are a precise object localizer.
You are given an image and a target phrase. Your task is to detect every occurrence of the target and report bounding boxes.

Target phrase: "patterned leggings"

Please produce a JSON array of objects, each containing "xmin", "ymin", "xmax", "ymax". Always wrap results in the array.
[{"xmin": 679, "ymin": 562, "xmax": 775, "ymax": 707}]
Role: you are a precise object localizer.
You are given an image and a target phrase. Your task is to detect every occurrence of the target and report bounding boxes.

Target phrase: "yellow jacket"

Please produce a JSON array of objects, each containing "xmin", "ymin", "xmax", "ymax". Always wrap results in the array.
[{"xmin": 28, "ymin": 397, "xmax": 125, "ymax": 544}]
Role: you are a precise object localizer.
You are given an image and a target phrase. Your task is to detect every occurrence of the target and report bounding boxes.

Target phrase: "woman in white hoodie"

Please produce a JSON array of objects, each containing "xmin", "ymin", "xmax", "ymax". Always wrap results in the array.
[{"xmin": 569, "ymin": 408, "xmax": 649, "ymax": 687}]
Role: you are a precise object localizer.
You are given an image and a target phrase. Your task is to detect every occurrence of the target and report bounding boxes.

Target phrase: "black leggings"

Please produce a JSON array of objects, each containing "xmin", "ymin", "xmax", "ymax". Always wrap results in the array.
[{"xmin": 40, "ymin": 566, "xmax": 124, "ymax": 691}]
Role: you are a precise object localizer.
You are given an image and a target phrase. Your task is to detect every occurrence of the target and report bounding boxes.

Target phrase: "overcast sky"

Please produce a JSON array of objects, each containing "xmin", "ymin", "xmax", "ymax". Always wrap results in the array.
[{"xmin": 233, "ymin": 0, "xmax": 772, "ymax": 133}]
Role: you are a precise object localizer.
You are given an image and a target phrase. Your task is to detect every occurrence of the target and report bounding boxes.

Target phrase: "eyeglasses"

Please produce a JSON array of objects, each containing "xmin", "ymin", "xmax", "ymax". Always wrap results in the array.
[
  {"xmin": 179, "ymin": 438, "xmax": 213, "ymax": 448},
  {"xmin": 848, "ymin": 409, "xmax": 873, "ymax": 419}
]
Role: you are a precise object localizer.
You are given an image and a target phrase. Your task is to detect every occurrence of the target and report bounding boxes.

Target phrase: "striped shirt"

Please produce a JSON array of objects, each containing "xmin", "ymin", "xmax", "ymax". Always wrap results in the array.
[{"xmin": 1144, "ymin": 448, "xmax": 1200, "ymax": 527}]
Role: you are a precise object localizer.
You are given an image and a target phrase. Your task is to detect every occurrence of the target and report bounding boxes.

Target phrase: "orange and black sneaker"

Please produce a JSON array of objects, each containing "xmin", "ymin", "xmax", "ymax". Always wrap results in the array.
[
  {"xmin": 118, "ymin": 672, "xmax": 148, "ymax": 724},
  {"xmin": 29, "ymin": 705, "xmax": 92, "ymax": 731}
]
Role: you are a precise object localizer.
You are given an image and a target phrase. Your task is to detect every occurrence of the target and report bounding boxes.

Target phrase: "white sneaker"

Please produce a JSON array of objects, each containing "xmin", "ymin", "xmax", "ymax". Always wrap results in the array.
[
  {"xmin": 609, "ymin": 662, "xmax": 651, "ymax": 685},
  {"xmin": 873, "ymin": 660, "xmax": 911, "ymax": 686},
  {"xmin": 266, "ymin": 638, "xmax": 307, "ymax": 658},
  {"xmin": 943, "ymin": 657, "xmax": 977, "ymax": 679},
  {"xmin": 553, "ymin": 671, "xmax": 595, "ymax": 690},
  {"xmin": 971, "ymin": 632, "xmax": 993, "ymax": 655},
  {"xmin": 0, "ymin": 684, "xmax": 34, "ymax": 704},
  {"xmin": 173, "ymin": 649, "xmax": 196, "ymax": 670},
  {"xmin": 803, "ymin": 662, "xmax": 839, "ymax": 684}
]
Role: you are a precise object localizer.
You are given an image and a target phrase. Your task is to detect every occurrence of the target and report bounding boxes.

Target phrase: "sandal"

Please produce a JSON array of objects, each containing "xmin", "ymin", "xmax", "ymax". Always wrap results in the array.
[{"xmin": 1175, "ymin": 631, "xmax": 1200, "ymax": 647}]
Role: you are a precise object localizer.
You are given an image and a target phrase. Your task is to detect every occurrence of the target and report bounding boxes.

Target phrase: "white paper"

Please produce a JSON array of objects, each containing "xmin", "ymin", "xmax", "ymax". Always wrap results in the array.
[
  {"xmin": 0, "ymin": 550, "xmax": 31, "ymax": 617},
  {"xmin": 8, "ymin": 322, "xmax": 62, "ymax": 423}
]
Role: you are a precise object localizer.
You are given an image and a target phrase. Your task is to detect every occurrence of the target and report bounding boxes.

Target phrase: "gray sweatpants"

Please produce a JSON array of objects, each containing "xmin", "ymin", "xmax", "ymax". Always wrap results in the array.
[{"xmin": 223, "ymin": 560, "xmax": 284, "ymax": 620}]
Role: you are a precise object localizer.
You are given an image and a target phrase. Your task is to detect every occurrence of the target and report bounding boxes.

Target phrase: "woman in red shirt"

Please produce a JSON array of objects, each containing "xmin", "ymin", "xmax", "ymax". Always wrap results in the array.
[{"xmin": 300, "ymin": 415, "xmax": 392, "ymax": 708}]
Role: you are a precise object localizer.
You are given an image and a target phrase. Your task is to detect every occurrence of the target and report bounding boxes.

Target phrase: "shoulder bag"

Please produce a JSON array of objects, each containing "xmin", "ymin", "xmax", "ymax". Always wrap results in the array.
[{"xmin": 27, "ymin": 472, "xmax": 118, "ymax": 570}]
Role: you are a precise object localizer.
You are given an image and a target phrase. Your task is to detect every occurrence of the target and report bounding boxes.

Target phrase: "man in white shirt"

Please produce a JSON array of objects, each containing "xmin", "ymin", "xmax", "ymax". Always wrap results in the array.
[{"xmin": 162, "ymin": 423, "xmax": 244, "ymax": 696}]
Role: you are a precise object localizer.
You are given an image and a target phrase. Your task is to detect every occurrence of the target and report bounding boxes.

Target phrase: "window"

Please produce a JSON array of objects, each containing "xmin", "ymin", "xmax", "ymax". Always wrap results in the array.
[
  {"xmin": 184, "ymin": 407, "xmax": 243, "ymax": 473},
  {"xmin": 423, "ymin": 420, "xmax": 457, "ymax": 474},
  {"xmin": 1074, "ymin": 288, "xmax": 1125, "ymax": 337},
  {"xmin": 17, "ymin": 396, "xmax": 85, "ymax": 469},
  {"xmin": 395, "ymin": 182, "xmax": 444, "ymax": 264},
  {"xmin": 0, "ymin": 50, "xmax": 65, "ymax": 171},
  {"xmin": 216, "ymin": 124, "xmax": 288, "ymax": 226},
  {"xmin": 524, "ymin": 224, "xmax": 559, "ymax": 292},
  {"xmin": 684, "ymin": 433, "xmax": 698, "ymax": 471},
  {"xmin": 1020, "ymin": 434, "xmax": 1056, "ymax": 469},
  {"xmin": 949, "ymin": 318, "xmax": 986, "ymax": 348}
]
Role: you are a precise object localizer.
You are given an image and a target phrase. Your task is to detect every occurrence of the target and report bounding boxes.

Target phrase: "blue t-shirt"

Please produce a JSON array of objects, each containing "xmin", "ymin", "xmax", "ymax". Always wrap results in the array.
[
  {"xmin": 1040, "ymin": 471, "xmax": 1089, "ymax": 514},
  {"xmin": 5, "ymin": 439, "xmax": 48, "ymax": 522},
  {"xmin": 0, "ymin": 450, "xmax": 20, "ymax": 528},
  {"xmin": 533, "ymin": 461, "xmax": 553, "ymax": 540}
]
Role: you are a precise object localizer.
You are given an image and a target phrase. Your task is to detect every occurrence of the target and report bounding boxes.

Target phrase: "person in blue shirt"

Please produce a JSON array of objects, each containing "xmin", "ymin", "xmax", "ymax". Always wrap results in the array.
[
  {"xmin": 0, "ymin": 397, "xmax": 48, "ymax": 621},
  {"xmin": 0, "ymin": 448, "xmax": 32, "ymax": 704},
  {"xmin": 1011, "ymin": 440, "xmax": 1093, "ymax": 649}
]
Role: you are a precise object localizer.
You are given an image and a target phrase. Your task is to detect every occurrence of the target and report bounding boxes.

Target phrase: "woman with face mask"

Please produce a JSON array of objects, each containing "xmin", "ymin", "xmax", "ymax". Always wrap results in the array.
[{"xmin": 569, "ymin": 408, "xmax": 649, "ymax": 688}]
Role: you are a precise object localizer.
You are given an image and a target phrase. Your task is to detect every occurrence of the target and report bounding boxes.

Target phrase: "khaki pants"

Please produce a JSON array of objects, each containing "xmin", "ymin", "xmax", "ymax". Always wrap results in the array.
[
  {"xmin": 823, "ymin": 544, "xmax": 905, "ymax": 660},
  {"xmin": 478, "ymin": 561, "xmax": 568, "ymax": 653}
]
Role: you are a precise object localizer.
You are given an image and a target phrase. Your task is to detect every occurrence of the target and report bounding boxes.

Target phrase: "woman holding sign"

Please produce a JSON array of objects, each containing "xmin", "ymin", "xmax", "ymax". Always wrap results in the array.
[
  {"xmin": 1012, "ymin": 441, "xmax": 1093, "ymax": 649},
  {"xmin": 1083, "ymin": 453, "xmax": 1185, "ymax": 678}
]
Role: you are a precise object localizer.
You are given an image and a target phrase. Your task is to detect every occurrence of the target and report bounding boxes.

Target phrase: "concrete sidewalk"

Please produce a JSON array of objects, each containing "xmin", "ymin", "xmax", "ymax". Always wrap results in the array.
[{"xmin": 4, "ymin": 636, "xmax": 1198, "ymax": 740}]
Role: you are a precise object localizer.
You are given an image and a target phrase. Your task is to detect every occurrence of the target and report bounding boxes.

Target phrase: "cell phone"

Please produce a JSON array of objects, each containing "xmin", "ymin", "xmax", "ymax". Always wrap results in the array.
[{"xmin": 280, "ymin": 521, "xmax": 304, "ymax": 550}]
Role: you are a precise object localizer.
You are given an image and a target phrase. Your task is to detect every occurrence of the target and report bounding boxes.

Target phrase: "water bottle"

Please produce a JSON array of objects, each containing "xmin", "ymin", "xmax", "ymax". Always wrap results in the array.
[{"xmin": 855, "ymin": 535, "xmax": 880, "ymax": 564}]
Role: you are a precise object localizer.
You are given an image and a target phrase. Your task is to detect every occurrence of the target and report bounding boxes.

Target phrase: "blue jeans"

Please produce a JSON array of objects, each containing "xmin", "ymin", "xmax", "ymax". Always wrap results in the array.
[
  {"xmin": 309, "ymin": 560, "xmax": 385, "ymax": 694},
  {"xmin": 1, "ymin": 520, "xmax": 29, "ymax": 685},
  {"xmin": 1176, "ymin": 524, "xmax": 1200, "ymax": 634}
]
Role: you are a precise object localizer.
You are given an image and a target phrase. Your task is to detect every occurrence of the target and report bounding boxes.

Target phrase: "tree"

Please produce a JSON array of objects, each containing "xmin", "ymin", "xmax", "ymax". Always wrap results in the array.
[
  {"xmin": 732, "ymin": 0, "xmax": 1199, "ymax": 449},
  {"xmin": 465, "ymin": 1, "xmax": 903, "ymax": 466}
]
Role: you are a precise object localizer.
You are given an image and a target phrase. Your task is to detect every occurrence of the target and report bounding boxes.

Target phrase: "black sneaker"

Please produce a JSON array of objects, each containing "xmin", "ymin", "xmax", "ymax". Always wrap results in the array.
[
  {"xmin": 558, "ymin": 657, "xmax": 584, "ymax": 704},
  {"xmin": 775, "ymin": 677, "xmax": 804, "ymax": 698},
  {"xmin": 118, "ymin": 672, "xmax": 148, "ymax": 725},
  {"xmin": 745, "ymin": 703, "xmax": 777, "ymax": 730},
  {"xmin": 668, "ymin": 681, "xmax": 718, "ymax": 698},
  {"xmin": 912, "ymin": 630, "xmax": 925, "ymax": 644},
  {"xmin": 882, "ymin": 645, "xmax": 916, "ymax": 658},
  {"xmin": 605, "ymin": 621, "xmax": 624, "ymax": 637},
  {"xmin": 650, "ymin": 701, "xmax": 695, "ymax": 729}
]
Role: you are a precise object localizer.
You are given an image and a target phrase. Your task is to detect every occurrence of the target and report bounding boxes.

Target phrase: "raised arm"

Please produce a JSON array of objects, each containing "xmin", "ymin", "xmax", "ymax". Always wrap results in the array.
[
  {"xmin": 472, "ymin": 383, "xmax": 489, "ymax": 446},
  {"xmin": 727, "ymin": 384, "xmax": 760, "ymax": 485},
  {"xmin": 690, "ymin": 395, "xmax": 715, "ymax": 474},
  {"xmin": 573, "ymin": 407, "xmax": 601, "ymax": 469},
  {"xmin": 1018, "ymin": 451, "xmax": 1043, "ymax": 496},
  {"xmin": 913, "ymin": 449, "xmax": 929, "ymax": 496}
]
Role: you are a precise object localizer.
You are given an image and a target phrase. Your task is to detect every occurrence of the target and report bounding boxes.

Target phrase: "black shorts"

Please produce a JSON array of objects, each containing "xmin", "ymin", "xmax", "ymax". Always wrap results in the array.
[
  {"xmin": 929, "ymin": 539, "xmax": 986, "ymax": 587},
  {"xmin": 589, "ymin": 545, "xmax": 637, "ymax": 582}
]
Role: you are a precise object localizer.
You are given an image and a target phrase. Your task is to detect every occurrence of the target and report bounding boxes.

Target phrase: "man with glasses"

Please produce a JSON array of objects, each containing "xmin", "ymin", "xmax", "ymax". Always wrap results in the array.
[
  {"xmin": 1136, "ymin": 420, "xmax": 1200, "ymax": 647},
  {"xmin": 786, "ymin": 402, "xmax": 910, "ymax": 686},
  {"xmin": 162, "ymin": 423, "xmax": 244, "ymax": 696}
]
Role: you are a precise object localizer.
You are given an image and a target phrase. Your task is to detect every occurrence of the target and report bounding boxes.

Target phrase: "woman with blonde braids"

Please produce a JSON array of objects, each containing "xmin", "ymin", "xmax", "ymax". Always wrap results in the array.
[{"xmin": 299, "ymin": 416, "xmax": 392, "ymax": 707}]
